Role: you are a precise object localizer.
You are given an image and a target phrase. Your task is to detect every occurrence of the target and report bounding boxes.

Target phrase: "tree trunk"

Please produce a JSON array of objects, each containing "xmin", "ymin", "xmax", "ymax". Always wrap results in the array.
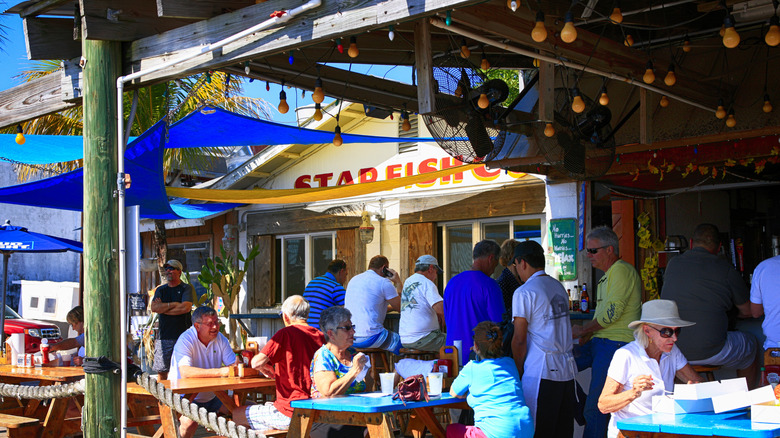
[{"xmin": 153, "ymin": 219, "xmax": 168, "ymax": 281}]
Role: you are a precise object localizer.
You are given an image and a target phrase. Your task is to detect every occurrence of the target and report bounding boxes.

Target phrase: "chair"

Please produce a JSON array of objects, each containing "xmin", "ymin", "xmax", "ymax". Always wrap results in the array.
[
  {"xmin": 355, "ymin": 348, "xmax": 392, "ymax": 387},
  {"xmin": 399, "ymin": 348, "xmax": 436, "ymax": 361},
  {"xmin": 764, "ymin": 348, "xmax": 780, "ymax": 366},
  {"xmin": 692, "ymin": 364, "xmax": 721, "ymax": 382}
]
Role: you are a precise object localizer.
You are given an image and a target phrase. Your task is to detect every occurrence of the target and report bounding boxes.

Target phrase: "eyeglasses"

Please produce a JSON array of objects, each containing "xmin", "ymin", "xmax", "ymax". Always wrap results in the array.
[
  {"xmin": 586, "ymin": 245, "xmax": 608, "ymax": 254},
  {"xmin": 648, "ymin": 326, "xmax": 682, "ymax": 338},
  {"xmin": 164, "ymin": 266, "xmax": 179, "ymax": 271},
  {"xmin": 336, "ymin": 325, "xmax": 356, "ymax": 332}
]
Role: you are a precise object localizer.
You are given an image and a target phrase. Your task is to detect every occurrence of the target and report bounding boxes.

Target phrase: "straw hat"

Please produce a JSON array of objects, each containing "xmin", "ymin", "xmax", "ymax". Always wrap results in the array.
[{"xmin": 627, "ymin": 299, "xmax": 695, "ymax": 329}]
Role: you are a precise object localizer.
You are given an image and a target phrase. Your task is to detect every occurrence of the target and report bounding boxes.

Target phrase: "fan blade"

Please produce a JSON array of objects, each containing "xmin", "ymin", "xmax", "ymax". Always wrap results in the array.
[
  {"xmin": 465, "ymin": 113, "xmax": 494, "ymax": 158},
  {"xmin": 558, "ymin": 130, "xmax": 585, "ymax": 175},
  {"xmin": 576, "ymin": 106, "xmax": 612, "ymax": 144}
]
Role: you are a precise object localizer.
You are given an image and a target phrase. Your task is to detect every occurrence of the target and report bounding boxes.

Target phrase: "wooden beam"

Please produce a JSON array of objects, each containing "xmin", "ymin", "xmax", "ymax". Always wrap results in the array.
[
  {"xmin": 639, "ymin": 88, "xmax": 653, "ymax": 146},
  {"xmin": 276, "ymin": 151, "xmax": 300, "ymax": 159},
  {"xmin": 538, "ymin": 61, "xmax": 554, "ymax": 123},
  {"xmin": 414, "ymin": 19, "xmax": 435, "ymax": 114},
  {"xmin": 248, "ymin": 170, "xmax": 271, "ymax": 178},
  {"xmin": 156, "ymin": 0, "xmax": 256, "ymax": 19},
  {"xmin": 617, "ymin": 126, "xmax": 780, "ymax": 154},
  {"xmin": 23, "ymin": 17, "xmax": 81, "ymax": 60},
  {"xmin": 81, "ymin": 0, "xmax": 194, "ymax": 41},
  {"xmin": 11, "ymin": 0, "xmax": 73, "ymax": 18},
  {"xmin": 0, "ymin": 73, "xmax": 77, "ymax": 128}
]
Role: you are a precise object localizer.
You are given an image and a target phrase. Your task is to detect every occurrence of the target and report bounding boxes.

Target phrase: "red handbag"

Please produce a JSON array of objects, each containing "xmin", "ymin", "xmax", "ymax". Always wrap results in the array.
[{"xmin": 392, "ymin": 374, "xmax": 430, "ymax": 405}]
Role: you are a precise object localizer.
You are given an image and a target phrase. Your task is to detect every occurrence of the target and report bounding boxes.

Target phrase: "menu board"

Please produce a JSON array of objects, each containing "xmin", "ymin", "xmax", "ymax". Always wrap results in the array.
[{"xmin": 549, "ymin": 218, "xmax": 577, "ymax": 281}]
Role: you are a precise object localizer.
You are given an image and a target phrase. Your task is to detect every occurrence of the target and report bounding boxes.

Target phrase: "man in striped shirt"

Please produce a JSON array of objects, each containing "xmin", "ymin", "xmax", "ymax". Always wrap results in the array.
[{"xmin": 303, "ymin": 259, "xmax": 348, "ymax": 329}]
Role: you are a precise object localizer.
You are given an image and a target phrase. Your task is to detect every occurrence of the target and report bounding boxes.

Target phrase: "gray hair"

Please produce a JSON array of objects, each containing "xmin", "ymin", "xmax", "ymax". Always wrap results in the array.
[
  {"xmin": 587, "ymin": 226, "xmax": 620, "ymax": 257},
  {"xmin": 192, "ymin": 306, "xmax": 217, "ymax": 324},
  {"xmin": 473, "ymin": 240, "xmax": 500, "ymax": 260},
  {"xmin": 282, "ymin": 295, "xmax": 309, "ymax": 321},
  {"xmin": 319, "ymin": 306, "xmax": 352, "ymax": 343},
  {"xmin": 415, "ymin": 263, "xmax": 431, "ymax": 273},
  {"xmin": 634, "ymin": 324, "xmax": 650, "ymax": 349}
]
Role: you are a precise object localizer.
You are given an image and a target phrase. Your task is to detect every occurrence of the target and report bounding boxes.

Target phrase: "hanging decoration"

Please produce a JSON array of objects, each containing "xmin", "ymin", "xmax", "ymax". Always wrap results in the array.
[
  {"xmin": 333, "ymin": 125, "xmax": 343, "ymax": 146},
  {"xmin": 599, "ymin": 86, "xmax": 609, "ymax": 106},
  {"xmin": 722, "ymin": 15, "xmax": 740, "ymax": 48},
  {"xmin": 571, "ymin": 87, "xmax": 585, "ymax": 113},
  {"xmin": 726, "ymin": 109, "xmax": 736, "ymax": 127},
  {"xmin": 643, "ymin": 61, "xmax": 655, "ymax": 84},
  {"xmin": 348, "ymin": 36, "xmax": 359, "ymax": 58},
  {"xmin": 313, "ymin": 77, "xmax": 325, "ymax": 104},
  {"xmin": 715, "ymin": 99, "xmax": 727, "ymax": 119},
  {"xmin": 560, "ymin": 11, "xmax": 577, "ymax": 43},
  {"xmin": 637, "ymin": 212, "xmax": 664, "ymax": 301},
  {"xmin": 544, "ymin": 123, "xmax": 555, "ymax": 137},
  {"xmin": 664, "ymin": 64, "xmax": 676, "ymax": 86},
  {"xmin": 532, "ymin": 11, "xmax": 548, "ymax": 42},
  {"xmin": 388, "ymin": 25, "xmax": 395, "ymax": 41},
  {"xmin": 336, "ymin": 38, "xmax": 344, "ymax": 53},
  {"xmin": 278, "ymin": 82, "xmax": 289, "ymax": 114},
  {"xmin": 314, "ymin": 103, "xmax": 323, "ymax": 121}
]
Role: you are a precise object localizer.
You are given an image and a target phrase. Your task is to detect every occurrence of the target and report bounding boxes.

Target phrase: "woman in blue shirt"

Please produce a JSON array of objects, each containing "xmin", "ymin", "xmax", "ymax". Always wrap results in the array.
[{"xmin": 449, "ymin": 321, "xmax": 534, "ymax": 438}]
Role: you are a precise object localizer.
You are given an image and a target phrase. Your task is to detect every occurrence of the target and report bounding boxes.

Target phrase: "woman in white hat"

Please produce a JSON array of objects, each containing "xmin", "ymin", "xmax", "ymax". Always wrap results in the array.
[{"xmin": 597, "ymin": 299, "xmax": 703, "ymax": 438}]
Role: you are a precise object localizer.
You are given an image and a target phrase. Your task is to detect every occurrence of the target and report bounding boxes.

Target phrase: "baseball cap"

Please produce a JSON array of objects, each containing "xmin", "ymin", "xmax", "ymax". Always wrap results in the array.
[
  {"xmin": 513, "ymin": 241, "xmax": 544, "ymax": 263},
  {"xmin": 416, "ymin": 255, "xmax": 443, "ymax": 273},
  {"xmin": 163, "ymin": 259, "xmax": 183, "ymax": 270}
]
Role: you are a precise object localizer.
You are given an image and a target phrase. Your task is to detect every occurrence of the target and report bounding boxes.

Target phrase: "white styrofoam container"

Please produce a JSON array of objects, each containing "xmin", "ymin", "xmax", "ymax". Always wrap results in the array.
[
  {"xmin": 652, "ymin": 395, "xmax": 714, "ymax": 414},
  {"xmin": 712, "ymin": 385, "xmax": 775, "ymax": 413},
  {"xmin": 751, "ymin": 400, "xmax": 780, "ymax": 425},
  {"xmin": 673, "ymin": 377, "xmax": 748, "ymax": 400}
]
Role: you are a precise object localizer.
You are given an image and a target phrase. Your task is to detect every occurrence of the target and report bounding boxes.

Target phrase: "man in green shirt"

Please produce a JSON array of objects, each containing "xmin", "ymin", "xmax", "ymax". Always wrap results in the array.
[{"xmin": 572, "ymin": 226, "xmax": 641, "ymax": 438}]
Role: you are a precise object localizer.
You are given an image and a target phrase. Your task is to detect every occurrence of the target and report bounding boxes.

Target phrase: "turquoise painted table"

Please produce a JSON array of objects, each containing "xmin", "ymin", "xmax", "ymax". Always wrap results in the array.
[
  {"xmin": 617, "ymin": 409, "xmax": 780, "ymax": 437},
  {"xmin": 289, "ymin": 393, "xmax": 468, "ymax": 438}
]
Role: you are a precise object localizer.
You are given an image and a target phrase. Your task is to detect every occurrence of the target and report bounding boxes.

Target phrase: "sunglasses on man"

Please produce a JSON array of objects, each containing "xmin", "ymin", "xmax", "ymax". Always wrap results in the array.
[
  {"xmin": 164, "ymin": 266, "xmax": 180, "ymax": 271},
  {"xmin": 648, "ymin": 326, "xmax": 682, "ymax": 338}
]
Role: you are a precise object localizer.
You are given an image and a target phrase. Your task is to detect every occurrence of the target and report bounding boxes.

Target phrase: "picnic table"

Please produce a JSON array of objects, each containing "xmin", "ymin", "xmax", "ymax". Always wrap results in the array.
[
  {"xmin": 288, "ymin": 393, "xmax": 468, "ymax": 438},
  {"xmin": 617, "ymin": 409, "xmax": 780, "ymax": 437}
]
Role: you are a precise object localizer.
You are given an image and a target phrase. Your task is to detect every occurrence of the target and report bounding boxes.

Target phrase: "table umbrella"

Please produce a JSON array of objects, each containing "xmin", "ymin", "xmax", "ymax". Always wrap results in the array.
[{"xmin": 0, "ymin": 221, "xmax": 83, "ymax": 346}]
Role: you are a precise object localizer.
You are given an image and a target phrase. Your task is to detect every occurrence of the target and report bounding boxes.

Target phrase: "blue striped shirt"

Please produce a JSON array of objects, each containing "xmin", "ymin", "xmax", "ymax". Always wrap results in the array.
[{"xmin": 303, "ymin": 272, "xmax": 346, "ymax": 328}]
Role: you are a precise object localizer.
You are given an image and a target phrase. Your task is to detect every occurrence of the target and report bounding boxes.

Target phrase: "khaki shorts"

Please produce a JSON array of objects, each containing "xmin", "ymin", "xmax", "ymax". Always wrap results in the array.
[{"xmin": 402, "ymin": 329, "xmax": 446, "ymax": 352}]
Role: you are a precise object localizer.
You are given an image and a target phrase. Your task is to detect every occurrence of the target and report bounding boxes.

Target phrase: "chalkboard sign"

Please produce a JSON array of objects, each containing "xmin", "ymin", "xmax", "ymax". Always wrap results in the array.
[{"xmin": 549, "ymin": 218, "xmax": 578, "ymax": 281}]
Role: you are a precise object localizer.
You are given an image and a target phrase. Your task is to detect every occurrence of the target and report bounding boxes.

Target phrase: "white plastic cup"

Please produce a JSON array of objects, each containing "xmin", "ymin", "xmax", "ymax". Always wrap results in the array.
[
  {"xmin": 453, "ymin": 340, "xmax": 463, "ymax": 356},
  {"xmin": 380, "ymin": 372, "xmax": 396, "ymax": 394},
  {"xmin": 60, "ymin": 352, "xmax": 72, "ymax": 367},
  {"xmin": 428, "ymin": 372, "xmax": 444, "ymax": 397}
]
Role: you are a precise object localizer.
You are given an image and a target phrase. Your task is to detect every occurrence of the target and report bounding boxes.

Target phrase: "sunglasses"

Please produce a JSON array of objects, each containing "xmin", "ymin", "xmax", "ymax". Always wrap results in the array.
[
  {"xmin": 164, "ymin": 266, "xmax": 180, "ymax": 271},
  {"xmin": 586, "ymin": 245, "xmax": 608, "ymax": 254},
  {"xmin": 648, "ymin": 326, "xmax": 682, "ymax": 338},
  {"xmin": 336, "ymin": 324, "xmax": 356, "ymax": 332}
]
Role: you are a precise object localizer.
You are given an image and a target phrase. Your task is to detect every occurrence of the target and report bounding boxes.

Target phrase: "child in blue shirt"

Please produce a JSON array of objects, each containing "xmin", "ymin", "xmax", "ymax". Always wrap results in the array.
[{"xmin": 448, "ymin": 321, "xmax": 534, "ymax": 438}]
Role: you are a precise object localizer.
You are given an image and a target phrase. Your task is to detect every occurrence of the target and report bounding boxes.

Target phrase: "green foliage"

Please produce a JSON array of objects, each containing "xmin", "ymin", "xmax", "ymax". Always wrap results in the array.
[
  {"xmin": 486, "ymin": 69, "xmax": 521, "ymax": 106},
  {"xmin": 197, "ymin": 244, "xmax": 261, "ymax": 315}
]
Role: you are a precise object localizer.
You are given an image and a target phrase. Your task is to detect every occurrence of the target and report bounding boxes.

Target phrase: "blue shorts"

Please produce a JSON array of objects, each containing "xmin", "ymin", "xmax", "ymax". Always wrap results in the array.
[{"xmin": 353, "ymin": 328, "xmax": 402, "ymax": 355}]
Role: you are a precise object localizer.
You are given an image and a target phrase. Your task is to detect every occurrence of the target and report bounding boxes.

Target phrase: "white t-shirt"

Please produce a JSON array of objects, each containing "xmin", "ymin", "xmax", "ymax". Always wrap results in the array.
[
  {"xmin": 606, "ymin": 341, "xmax": 688, "ymax": 438},
  {"xmin": 750, "ymin": 255, "xmax": 780, "ymax": 349},
  {"xmin": 345, "ymin": 270, "xmax": 398, "ymax": 337},
  {"xmin": 169, "ymin": 326, "xmax": 237, "ymax": 403},
  {"xmin": 399, "ymin": 272, "xmax": 444, "ymax": 344}
]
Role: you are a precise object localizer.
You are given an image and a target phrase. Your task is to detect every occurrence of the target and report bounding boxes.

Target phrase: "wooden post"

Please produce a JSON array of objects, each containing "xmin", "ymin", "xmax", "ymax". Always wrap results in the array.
[
  {"xmin": 82, "ymin": 38, "xmax": 121, "ymax": 438},
  {"xmin": 414, "ymin": 19, "xmax": 435, "ymax": 115},
  {"xmin": 538, "ymin": 61, "xmax": 555, "ymax": 123}
]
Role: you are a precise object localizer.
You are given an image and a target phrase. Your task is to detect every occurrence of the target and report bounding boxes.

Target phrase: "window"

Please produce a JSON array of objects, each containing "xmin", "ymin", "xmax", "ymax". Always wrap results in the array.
[
  {"xmin": 440, "ymin": 216, "xmax": 544, "ymax": 287},
  {"xmin": 44, "ymin": 298, "xmax": 56, "ymax": 314},
  {"xmin": 30, "ymin": 297, "xmax": 39, "ymax": 309},
  {"xmin": 275, "ymin": 232, "xmax": 336, "ymax": 303},
  {"xmin": 166, "ymin": 241, "xmax": 212, "ymax": 302}
]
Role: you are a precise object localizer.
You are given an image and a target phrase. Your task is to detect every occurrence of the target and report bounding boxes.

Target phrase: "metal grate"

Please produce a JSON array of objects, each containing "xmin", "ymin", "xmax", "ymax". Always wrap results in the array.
[
  {"xmin": 398, "ymin": 116, "xmax": 419, "ymax": 154},
  {"xmin": 40, "ymin": 328, "xmax": 61, "ymax": 339}
]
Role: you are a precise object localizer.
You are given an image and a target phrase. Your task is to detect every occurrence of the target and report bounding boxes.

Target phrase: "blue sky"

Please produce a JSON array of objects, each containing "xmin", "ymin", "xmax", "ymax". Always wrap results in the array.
[{"xmin": 0, "ymin": 10, "xmax": 411, "ymax": 126}]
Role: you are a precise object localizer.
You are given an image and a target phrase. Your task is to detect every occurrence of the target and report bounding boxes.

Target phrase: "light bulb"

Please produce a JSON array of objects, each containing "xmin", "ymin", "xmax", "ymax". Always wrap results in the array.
[
  {"xmin": 313, "ymin": 78, "xmax": 324, "ymax": 103},
  {"xmin": 664, "ymin": 65, "xmax": 676, "ymax": 86},
  {"xmin": 643, "ymin": 61, "xmax": 655, "ymax": 84},
  {"xmin": 14, "ymin": 125, "xmax": 24, "ymax": 145},
  {"xmin": 533, "ymin": 58, "xmax": 540, "ymax": 68},
  {"xmin": 610, "ymin": 8, "xmax": 623, "ymax": 24},
  {"xmin": 571, "ymin": 88, "xmax": 585, "ymax": 113},
  {"xmin": 624, "ymin": 34, "xmax": 634, "ymax": 47},
  {"xmin": 683, "ymin": 37, "xmax": 691, "ymax": 52},
  {"xmin": 402, "ymin": 113, "xmax": 411, "ymax": 131},
  {"xmin": 715, "ymin": 99, "xmax": 726, "ymax": 119},
  {"xmin": 726, "ymin": 111, "xmax": 736, "ymax": 128},
  {"xmin": 336, "ymin": 38, "xmax": 344, "ymax": 53},
  {"xmin": 478, "ymin": 93, "xmax": 489, "ymax": 109},
  {"xmin": 532, "ymin": 11, "xmax": 548, "ymax": 42},
  {"xmin": 507, "ymin": 0, "xmax": 518, "ymax": 12},
  {"xmin": 348, "ymin": 36, "xmax": 359, "ymax": 58},
  {"xmin": 288, "ymin": 52, "xmax": 294, "ymax": 65},
  {"xmin": 660, "ymin": 95, "xmax": 670, "ymax": 108},
  {"xmin": 333, "ymin": 126, "xmax": 343, "ymax": 146},
  {"xmin": 313, "ymin": 103, "xmax": 323, "ymax": 121},
  {"xmin": 445, "ymin": 10, "xmax": 452, "ymax": 26},
  {"xmin": 561, "ymin": 12, "xmax": 577, "ymax": 43},
  {"xmin": 766, "ymin": 16, "xmax": 780, "ymax": 46},
  {"xmin": 481, "ymin": 54, "xmax": 490, "ymax": 70},
  {"xmin": 719, "ymin": 24, "xmax": 725, "ymax": 37},
  {"xmin": 278, "ymin": 90, "xmax": 289, "ymax": 114},
  {"xmin": 763, "ymin": 94, "xmax": 773, "ymax": 113},
  {"xmin": 266, "ymin": 82, "xmax": 270, "ymax": 92},
  {"xmin": 599, "ymin": 91, "xmax": 609, "ymax": 106},
  {"xmin": 244, "ymin": 61, "xmax": 250, "ymax": 75},
  {"xmin": 544, "ymin": 123, "xmax": 555, "ymax": 137},
  {"xmin": 460, "ymin": 39, "xmax": 471, "ymax": 58},
  {"xmin": 722, "ymin": 15, "xmax": 740, "ymax": 48},
  {"xmin": 388, "ymin": 25, "xmax": 395, "ymax": 41}
]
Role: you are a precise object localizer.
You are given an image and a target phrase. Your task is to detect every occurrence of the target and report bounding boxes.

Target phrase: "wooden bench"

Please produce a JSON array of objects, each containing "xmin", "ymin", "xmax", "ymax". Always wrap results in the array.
[
  {"xmin": 0, "ymin": 413, "xmax": 42, "ymax": 438},
  {"xmin": 692, "ymin": 364, "xmax": 721, "ymax": 382}
]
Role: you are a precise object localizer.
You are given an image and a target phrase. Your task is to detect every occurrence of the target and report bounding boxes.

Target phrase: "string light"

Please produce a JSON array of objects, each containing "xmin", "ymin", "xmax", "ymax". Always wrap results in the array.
[
  {"xmin": 336, "ymin": 38, "xmax": 344, "ymax": 53},
  {"xmin": 388, "ymin": 25, "xmax": 395, "ymax": 41},
  {"xmin": 683, "ymin": 36, "xmax": 692, "ymax": 52},
  {"xmin": 722, "ymin": 15, "xmax": 740, "ymax": 48},
  {"xmin": 288, "ymin": 51, "xmax": 294, "ymax": 65},
  {"xmin": 401, "ymin": 111, "xmax": 411, "ymax": 131},
  {"xmin": 348, "ymin": 36, "xmax": 359, "ymax": 58},
  {"xmin": 715, "ymin": 99, "xmax": 727, "ymax": 119},
  {"xmin": 725, "ymin": 109, "xmax": 736, "ymax": 127},
  {"xmin": 643, "ymin": 61, "xmax": 655, "ymax": 84},
  {"xmin": 763, "ymin": 94, "xmax": 773, "ymax": 113},
  {"xmin": 664, "ymin": 64, "xmax": 676, "ymax": 86},
  {"xmin": 278, "ymin": 85, "xmax": 289, "ymax": 114},
  {"xmin": 15, "ymin": 125, "xmax": 25, "ymax": 145},
  {"xmin": 560, "ymin": 11, "xmax": 577, "ymax": 43},
  {"xmin": 507, "ymin": 0, "xmax": 518, "ymax": 12},
  {"xmin": 544, "ymin": 123, "xmax": 555, "ymax": 137},
  {"xmin": 478, "ymin": 91, "xmax": 490, "ymax": 109},
  {"xmin": 266, "ymin": 81, "xmax": 270, "ymax": 92},
  {"xmin": 767, "ymin": 15, "xmax": 780, "ymax": 46},
  {"xmin": 314, "ymin": 103, "xmax": 323, "ymax": 121},
  {"xmin": 660, "ymin": 95, "xmax": 670, "ymax": 107},
  {"xmin": 624, "ymin": 34, "xmax": 634, "ymax": 47},
  {"xmin": 445, "ymin": 10, "xmax": 452, "ymax": 26},
  {"xmin": 313, "ymin": 77, "xmax": 325, "ymax": 104},
  {"xmin": 610, "ymin": 8, "xmax": 623, "ymax": 24},
  {"xmin": 599, "ymin": 87, "xmax": 609, "ymax": 106},
  {"xmin": 480, "ymin": 51, "xmax": 490, "ymax": 70},
  {"xmin": 532, "ymin": 11, "xmax": 547, "ymax": 42},
  {"xmin": 333, "ymin": 125, "xmax": 343, "ymax": 146},
  {"xmin": 460, "ymin": 39, "xmax": 471, "ymax": 58},
  {"xmin": 571, "ymin": 87, "xmax": 586, "ymax": 113},
  {"xmin": 244, "ymin": 61, "xmax": 250, "ymax": 75},
  {"xmin": 533, "ymin": 58, "xmax": 540, "ymax": 67}
]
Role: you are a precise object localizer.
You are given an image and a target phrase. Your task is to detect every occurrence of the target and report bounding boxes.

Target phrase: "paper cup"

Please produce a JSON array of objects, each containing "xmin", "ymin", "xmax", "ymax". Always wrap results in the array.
[
  {"xmin": 380, "ymin": 372, "xmax": 396, "ymax": 394},
  {"xmin": 59, "ymin": 352, "xmax": 72, "ymax": 367},
  {"xmin": 428, "ymin": 372, "xmax": 444, "ymax": 397}
]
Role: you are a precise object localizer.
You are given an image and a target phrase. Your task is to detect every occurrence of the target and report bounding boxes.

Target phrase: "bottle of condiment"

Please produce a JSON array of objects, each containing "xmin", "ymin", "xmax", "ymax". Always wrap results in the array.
[
  {"xmin": 40, "ymin": 339, "xmax": 50, "ymax": 364},
  {"xmin": 580, "ymin": 283, "xmax": 589, "ymax": 313}
]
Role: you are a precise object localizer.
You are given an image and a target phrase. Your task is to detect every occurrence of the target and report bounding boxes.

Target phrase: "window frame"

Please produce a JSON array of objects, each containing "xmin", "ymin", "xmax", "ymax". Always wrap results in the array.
[{"xmin": 276, "ymin": 231, "xmax": 336, "ymax": 302}]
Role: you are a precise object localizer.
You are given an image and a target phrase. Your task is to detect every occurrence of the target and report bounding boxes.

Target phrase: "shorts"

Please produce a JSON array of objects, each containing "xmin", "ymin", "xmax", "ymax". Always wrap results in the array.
[
  {"xmin": 688, "ymin": 330, "xmax": 758, "ymax": 370},
  {"xmin": 152, "ymin": 339, "xmax": 177, "ymax": 373},
  {"xmin": 244, "ymin": 402, "xmax": 291, "ymax": 431},
  {"xmin": 446, "ymin": 423, "xmax": 488, "ymax": 438},
  {"xmin": 402, "ymin": 330, "xmax": 446, "ymax": 352},
  {"xmin": 194, "ymin": 396, "xmax": 223, "ymax": 413},
  {"xmin": 353, "ymin": 328, "xmax": 402, "ymax": 355}
]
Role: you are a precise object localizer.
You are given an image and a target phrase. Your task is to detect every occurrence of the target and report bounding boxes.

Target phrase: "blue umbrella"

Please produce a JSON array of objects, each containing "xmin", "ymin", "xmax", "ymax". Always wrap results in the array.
[{"xmin": 0, "ymin": 221, "xmax": 83, "ymax": 346}]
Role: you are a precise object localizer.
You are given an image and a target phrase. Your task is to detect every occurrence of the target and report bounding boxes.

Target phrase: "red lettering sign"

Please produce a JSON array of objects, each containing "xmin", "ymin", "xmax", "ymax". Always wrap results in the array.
[
  {"xmin": 359, "ymin": 168, "xmax": 377, "ymax": 183},
  {"xmin": 314, "ymin": 173, "xmax": 333, "ymax": 187},
  {"xmin": 336, "ymin": 170, "xmax": 354, "ymax": 185},
  {"xmin": 294, "ymin": 175, "xmax": 311, "ymax": 188},
  {"xmin": 386, "ymin": 164, "xmax": 402, "ymax": 180}
]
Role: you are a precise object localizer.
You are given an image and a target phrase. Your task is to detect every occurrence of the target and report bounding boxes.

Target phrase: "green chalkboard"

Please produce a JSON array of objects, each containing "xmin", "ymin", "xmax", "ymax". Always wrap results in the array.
[{"xmin": 549, "ymin": 218, "xmax": 577, "ymax": 281}]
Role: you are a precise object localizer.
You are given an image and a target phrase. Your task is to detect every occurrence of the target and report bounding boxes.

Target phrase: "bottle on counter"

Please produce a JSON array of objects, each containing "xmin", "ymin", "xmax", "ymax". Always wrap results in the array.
[
  {"xmin": 567, "ymin": 289, "xmax": 573, "ymax": 310},
  {"xmin": 580, "ymin": 283, "xmax": 589, "ymax": 313},
  {"xmin": 40, "ymin": 338, "xmax": 50, "ymax": 364},
  {"xmin": 572, "ymin": 286, "xmax": 580, "ymax": 311}
]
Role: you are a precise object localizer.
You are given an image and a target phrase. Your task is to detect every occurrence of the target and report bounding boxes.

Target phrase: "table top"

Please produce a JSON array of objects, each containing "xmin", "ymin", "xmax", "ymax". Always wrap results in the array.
[
  {"xmin": 0, "ymin": 365, "xmax": 85, "ymax": 381},
  {"xmin": 166, "ymin": 376, "xmax": 275, "ymax": 394},
  {"xmin": 617, "ymin": 410, "xmax": 780, "ymax": 437},
  {"xmin": 291, "ymin": 392, "xmax": 464, "ymax": 413}
]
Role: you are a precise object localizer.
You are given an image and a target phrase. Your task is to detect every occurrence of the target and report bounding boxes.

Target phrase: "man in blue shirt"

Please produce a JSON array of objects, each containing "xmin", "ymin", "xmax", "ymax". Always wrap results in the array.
[{"xmin": 303, "ymin": 259, "xmax": 348, "ymax": 329}]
